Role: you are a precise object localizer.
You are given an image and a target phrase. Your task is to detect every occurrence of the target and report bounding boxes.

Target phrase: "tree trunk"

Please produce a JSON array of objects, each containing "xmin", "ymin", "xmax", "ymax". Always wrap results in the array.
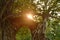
[
  {"xmin": 0, "ymin": 26, "xmax": 2, "ymax": 40},
  {"xmin": 32, "ymin": 18, "xmax": 46, "ymax": 40},
  {"xmin": 2, "ymin": 20, "xmax": 16, "ymax": 40},
  {"xmin": 0, "ymin": 0, "xmax": 15, "ymax": 40}
]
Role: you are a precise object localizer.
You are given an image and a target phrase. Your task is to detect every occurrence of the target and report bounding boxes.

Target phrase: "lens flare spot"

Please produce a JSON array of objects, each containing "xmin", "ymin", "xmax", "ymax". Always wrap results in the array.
[{"xmin": 26, "ymin": 14, "xmax": 33, "ymax": 20}]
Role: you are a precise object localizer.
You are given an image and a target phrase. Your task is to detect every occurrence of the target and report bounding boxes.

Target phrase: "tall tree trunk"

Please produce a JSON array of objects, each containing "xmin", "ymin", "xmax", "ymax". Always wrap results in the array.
[
  {"xmin": 0, "ymin": 0, "xmax": 16, "ymax": 40},
  {"xmin": 0, "ymin": 25, "xmax": 2, "ymax": 40},
  {"xmin": 32, "ymin": 18, "xmax": 47, "ymax": 40},
  {"xmin": 2, "ymin": 20, "xmax": 16, "ymax": 40}
]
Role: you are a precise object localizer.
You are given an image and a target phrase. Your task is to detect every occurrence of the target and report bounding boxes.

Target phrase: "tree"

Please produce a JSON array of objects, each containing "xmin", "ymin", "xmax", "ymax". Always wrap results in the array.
[
  {"xmin": 12, "ymin": 0, "xmax": 60, "ymax": 40},
  {"xmin": 32, "ymin": 0, "xmax": 60, "ymax": 40},
  {"xmin": 0, "ymin": 0, "xmax": 16, "ymax": 40}
]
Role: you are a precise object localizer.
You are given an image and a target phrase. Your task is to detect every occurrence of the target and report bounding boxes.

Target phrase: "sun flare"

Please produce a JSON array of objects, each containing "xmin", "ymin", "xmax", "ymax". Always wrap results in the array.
[{"xmin": 26, "ymin": 14, "xmax": 33, "ymax": 20}]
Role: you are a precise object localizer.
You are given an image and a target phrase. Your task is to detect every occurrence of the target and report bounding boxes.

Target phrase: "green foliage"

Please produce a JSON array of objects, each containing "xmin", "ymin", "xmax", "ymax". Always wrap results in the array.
[
  {"xmin": 16, "ymin": 26, "xmax": 32, "ymax": 40},
  {"xmin": 46, "ymin": 18, "xmax": 60, "ymax": 40}
]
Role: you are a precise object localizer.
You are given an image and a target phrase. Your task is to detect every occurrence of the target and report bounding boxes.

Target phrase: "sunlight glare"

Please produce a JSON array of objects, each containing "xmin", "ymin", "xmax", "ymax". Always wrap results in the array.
[{"xmin": 26, "ymin": 14, "xmax": 33, "ymax": 20}]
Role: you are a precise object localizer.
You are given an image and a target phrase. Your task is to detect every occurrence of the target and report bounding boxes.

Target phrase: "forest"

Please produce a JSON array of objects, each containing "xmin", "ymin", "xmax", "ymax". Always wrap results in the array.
[{"xmin": 0, "ymin": 0, "xmax": 60, "ymax": 40}]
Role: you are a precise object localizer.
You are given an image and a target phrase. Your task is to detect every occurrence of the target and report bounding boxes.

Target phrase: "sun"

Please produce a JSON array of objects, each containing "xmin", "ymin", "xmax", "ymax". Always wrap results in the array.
[{"xmin": 26, "ymin": 14, "xmax": 33, "ymax": 20}]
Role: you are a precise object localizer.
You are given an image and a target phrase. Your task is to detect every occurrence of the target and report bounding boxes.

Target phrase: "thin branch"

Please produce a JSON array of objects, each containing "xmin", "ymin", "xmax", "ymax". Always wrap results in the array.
[{"xmin": 1, "ymin": 14, "xmax": 21, "ymax": 23}]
